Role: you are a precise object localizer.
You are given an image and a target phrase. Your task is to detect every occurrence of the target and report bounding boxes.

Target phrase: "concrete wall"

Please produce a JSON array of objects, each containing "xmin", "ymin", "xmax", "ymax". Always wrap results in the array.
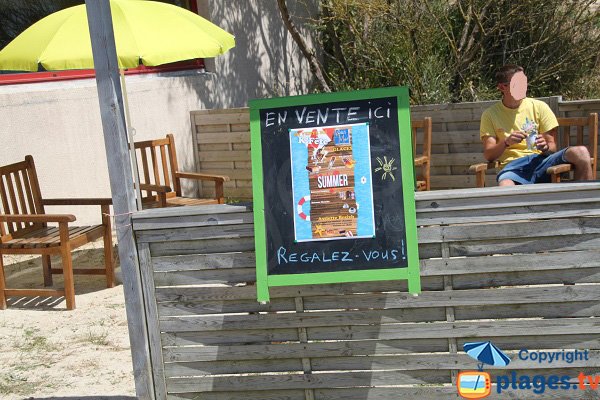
[{"xmin": 0, "ymin": 0, "xmax": 316, "ymax": 225}]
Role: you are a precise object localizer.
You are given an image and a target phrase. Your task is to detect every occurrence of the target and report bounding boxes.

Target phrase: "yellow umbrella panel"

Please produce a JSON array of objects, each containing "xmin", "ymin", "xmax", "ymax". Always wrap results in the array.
[{"xmin": 0, "ymin": 0, "xmax": 235, "ymax": 71}]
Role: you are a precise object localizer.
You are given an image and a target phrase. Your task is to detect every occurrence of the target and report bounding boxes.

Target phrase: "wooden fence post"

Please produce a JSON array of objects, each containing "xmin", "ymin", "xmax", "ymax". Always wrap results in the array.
[
  {"xmin": 549, "ymin": 95, "xmax": 562, "ymax": 117},
  {"xmin": 295, "ymin": 296, "xmax": 315, "ymax": 400},
  {"xmin": 85, "ymin": 1, "xmax": 154, "ymax": 398},
  {"xmin": 442, "ymin": 242, "xmax": 458, "ymax": 385}
]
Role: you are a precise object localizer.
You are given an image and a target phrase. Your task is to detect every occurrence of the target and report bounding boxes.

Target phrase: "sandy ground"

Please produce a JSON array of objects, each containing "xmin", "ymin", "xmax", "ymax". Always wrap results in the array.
[{"xmin": 0, "ymin": 239, "xmax": 137, "ymax": 400}]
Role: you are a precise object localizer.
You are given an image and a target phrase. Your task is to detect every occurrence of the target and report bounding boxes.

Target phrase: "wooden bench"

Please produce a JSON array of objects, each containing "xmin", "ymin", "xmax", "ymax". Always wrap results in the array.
[
  {"xmin": 0, "ymin": 156, "xmax": 114, "ymax": 310},
  {"xmin": 134, "ymin": 134, "xmax": 230, "ymax": 208},
  {"xmin": 469, "ymin": 113, "xmax": 598, "ymax": 187},
  {"xmin": 412, "ymin": 117, "xmax": 432, "ymax": 191}
]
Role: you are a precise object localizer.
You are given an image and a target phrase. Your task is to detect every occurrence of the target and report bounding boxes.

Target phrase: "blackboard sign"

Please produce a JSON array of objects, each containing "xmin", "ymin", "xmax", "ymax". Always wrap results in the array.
[{"xmin": 250, "ymin": 87, "xmax": 420, "ymax": 302}]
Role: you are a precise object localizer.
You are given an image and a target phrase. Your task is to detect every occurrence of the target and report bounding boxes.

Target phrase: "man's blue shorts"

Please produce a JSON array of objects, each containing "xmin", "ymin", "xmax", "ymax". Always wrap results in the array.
[{"xmin": 497, "ymin": 148, "xmax": 569, "ymax": 184}]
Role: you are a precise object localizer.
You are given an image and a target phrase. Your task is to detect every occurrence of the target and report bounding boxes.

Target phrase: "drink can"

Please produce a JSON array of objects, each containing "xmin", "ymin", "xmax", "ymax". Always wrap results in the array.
[{"xmin": 526, "ymin": 132, "xmax": 537, "ymax": 151}]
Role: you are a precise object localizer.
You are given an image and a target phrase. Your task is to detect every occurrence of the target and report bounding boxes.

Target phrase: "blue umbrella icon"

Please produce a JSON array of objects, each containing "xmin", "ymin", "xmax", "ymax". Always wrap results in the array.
[{"xmin": 464, "ymin": 341, "xmax": 511, "ymax": 371}]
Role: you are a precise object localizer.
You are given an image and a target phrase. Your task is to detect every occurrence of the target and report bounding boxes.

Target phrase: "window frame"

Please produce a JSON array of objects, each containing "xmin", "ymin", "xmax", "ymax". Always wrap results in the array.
[{"xmin": 0, "ymin": 0, "xmax": 204, "ymax": 86}]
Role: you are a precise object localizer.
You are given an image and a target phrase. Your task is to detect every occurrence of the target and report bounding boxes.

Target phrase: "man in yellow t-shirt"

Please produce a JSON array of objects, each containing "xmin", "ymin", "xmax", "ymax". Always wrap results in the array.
[{"xmin": 480, "ymin": 65, "xmax": 592, "ymax": 185}]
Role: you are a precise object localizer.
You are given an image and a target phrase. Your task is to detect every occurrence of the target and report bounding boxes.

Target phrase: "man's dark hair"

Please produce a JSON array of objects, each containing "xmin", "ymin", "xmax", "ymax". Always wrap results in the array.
[{"xmin": 495, "ymin": 65, "xmax": 524, "ymax": 84}]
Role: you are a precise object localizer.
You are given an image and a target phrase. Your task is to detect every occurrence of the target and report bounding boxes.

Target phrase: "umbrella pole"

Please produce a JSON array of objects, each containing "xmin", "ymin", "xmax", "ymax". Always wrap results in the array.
[{"xmin": 119, "ymin": 69, "xmax": 143, "ymax": 210}]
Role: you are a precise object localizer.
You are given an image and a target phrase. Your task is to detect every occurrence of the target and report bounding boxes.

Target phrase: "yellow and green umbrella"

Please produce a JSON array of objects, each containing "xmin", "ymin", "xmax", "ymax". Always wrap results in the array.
[{"xmin": 0, "ymin": 0, "xmax": 235, "ymax": 71}]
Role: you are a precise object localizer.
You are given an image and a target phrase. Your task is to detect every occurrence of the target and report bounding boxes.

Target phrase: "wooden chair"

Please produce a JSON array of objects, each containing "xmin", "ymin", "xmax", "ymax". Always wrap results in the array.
[
  {"xmin": 0, "ymin": 156, "xmax": 114, "ymax": 310},
  {"xmin": 469, "ymin": 113, "xmax": 598, "ymax": 187},
  {"xmin": 134, "ymin": 134, "xmax": 230, "ymax": 208},
  {"xmin": 412, "ymin": 117, "xmax": 432, "ymax": 191}
]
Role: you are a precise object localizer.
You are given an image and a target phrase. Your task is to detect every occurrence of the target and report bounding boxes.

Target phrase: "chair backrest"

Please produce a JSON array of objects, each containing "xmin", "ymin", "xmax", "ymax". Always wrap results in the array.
[
  {"xmin": 0, "ymin": 155, "xmax": 45, "ymax": 239},
  {"xmin": 134, "ymin": 134, "xmax": 181, "ymax": 198},
  {"xmin": 411, "ymin": 117, "xmax": 432, "ymax": 160},
  {"xmin": 556, "ymin": 113, "xmax": 598, "ymax": 179},
  {"xmin": 411, "ymin": 117, "xmax": 433, "ymax": 190}
]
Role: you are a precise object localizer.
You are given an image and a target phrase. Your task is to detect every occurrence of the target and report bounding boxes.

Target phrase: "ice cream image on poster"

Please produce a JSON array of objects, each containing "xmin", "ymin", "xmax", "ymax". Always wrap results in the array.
[{"xmin": 290, "ymin": 123, "xmax": 375, "ymax": 242}]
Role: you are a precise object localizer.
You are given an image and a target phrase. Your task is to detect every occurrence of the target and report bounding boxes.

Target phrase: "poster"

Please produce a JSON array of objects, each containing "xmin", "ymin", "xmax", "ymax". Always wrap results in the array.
[{"xmin": 290, "ymin": 123, "xmax": 375, "ymax": 242}]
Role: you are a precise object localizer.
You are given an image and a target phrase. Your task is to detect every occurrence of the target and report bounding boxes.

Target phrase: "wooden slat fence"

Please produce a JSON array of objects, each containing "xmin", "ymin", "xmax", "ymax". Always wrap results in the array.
[
  {"xmin": 560, "ymin": 99, "xmax": 600, "ymax": 118},
  {"xmin": 191, "ymin": 97, "xmax": 600, "ymax": 196},
  {"xmin": 133, "ymin": 182, "xmax": 600, "ymax": 400},
  {"xmin": 191, "ymin": 109, "xmax": 252, "ymax": 199}
]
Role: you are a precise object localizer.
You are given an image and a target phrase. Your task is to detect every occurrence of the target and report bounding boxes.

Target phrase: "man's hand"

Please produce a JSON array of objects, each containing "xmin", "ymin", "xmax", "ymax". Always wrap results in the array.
[
  {"xmin": 505, "ymin": 131, "xmax": 527, "ymax": 146},
  {"xmin": 535, "ymin": 135, "xmax": 550, "ymax": 152}
]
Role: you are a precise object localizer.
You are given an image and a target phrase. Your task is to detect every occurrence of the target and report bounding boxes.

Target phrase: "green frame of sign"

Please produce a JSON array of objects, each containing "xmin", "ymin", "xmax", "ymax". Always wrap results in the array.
[{"xmin": 250, "ymin": 86, "xmax": 420, "ymax": 302}]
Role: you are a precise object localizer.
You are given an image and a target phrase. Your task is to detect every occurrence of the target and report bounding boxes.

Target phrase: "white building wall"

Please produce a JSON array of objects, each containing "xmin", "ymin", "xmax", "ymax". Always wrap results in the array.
[
  {"xmin": 203, "ymin": 0, "xmax": 317, "ymax": 107},
  {"xmin": 0, "ymin": 0, "xmax": 316, "ymax": 225}
]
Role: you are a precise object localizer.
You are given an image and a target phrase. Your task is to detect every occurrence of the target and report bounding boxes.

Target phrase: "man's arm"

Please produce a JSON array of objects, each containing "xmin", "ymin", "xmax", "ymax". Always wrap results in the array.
[
  {"xmin": 482, "ymin": 131, "xmax": 527, "ymax": 161},
  {"xmin": 482, "ymin": 136, "xmax": 505, "ymax": 161}
]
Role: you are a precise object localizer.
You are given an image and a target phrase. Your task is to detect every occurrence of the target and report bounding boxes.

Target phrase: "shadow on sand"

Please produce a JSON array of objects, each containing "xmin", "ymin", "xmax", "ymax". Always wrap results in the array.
[
  {"xmin": 3, "ymin": 246, "xmax": 121, "ymax": 311},
  {"xmin": 24, "ymin": 397, "xmax": 137, "ymax": 400}
]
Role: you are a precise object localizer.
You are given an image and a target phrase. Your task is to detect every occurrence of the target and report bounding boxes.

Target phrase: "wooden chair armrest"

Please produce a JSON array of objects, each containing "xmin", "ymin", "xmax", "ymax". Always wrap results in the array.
[
  {"xmin": 175, "ymin": 171, "xmax": 230, "ymax": 182},
  {"xmin": 137, "ymin": 184, "xmax": 170, "ymax": 208},
  {"xmin": 138, "ymin": 183, "xmax": 172, "ymax": 193},
  {"xmin": 468, "ymin": 161, "xmax": 496, "ymax": 188},
  {"xmin": 42, "ymin": 198, "xmax": 112, "ymax": 206},
  {"xmin": 469, "ymin": 162, "xmax": 492, "ymax": 173},
  {"xmin": 546, "ymin": 163, "xmax": 572, "ymax": 175},
  {"xmin": 413, "ymin": 156, "xmax": 428, "ymax": 166},
  {"xmin": 0, "ymin": 214, "xmax": 76, "ymax": 223}
]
